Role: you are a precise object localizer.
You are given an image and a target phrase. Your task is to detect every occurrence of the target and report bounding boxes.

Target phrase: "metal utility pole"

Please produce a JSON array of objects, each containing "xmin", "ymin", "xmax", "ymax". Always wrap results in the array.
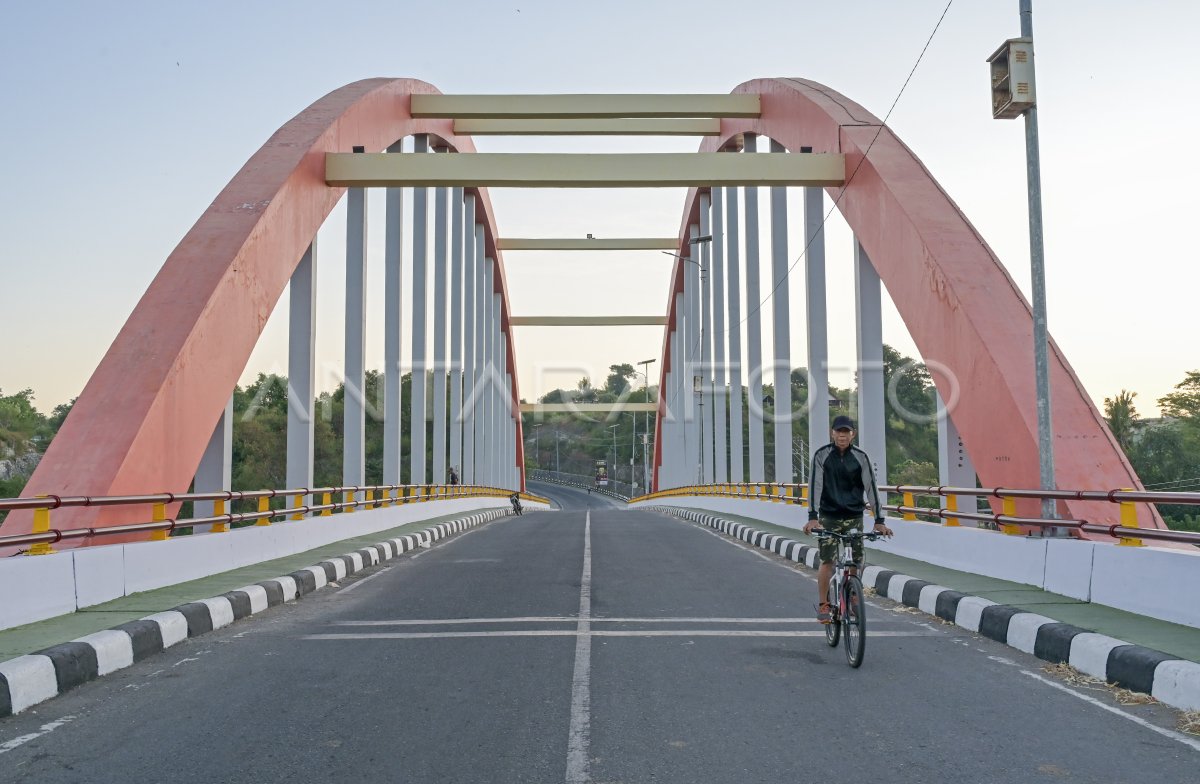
[
  {"xmin": 532, "ymin": 423, "xmax": 542, "ymax": 469},
  {"xmin": 630, "ymin": 407, "xmax": 636, "ymax": 492},
  {"xmin": 637, "ymin": 357, "xmax": 656, "ymax": 493},
  {"xmin": 629, "ymin": 412, "xmax": 637, "ymax": 490},
  {"xmin": 609, "ymin": 424, "xmax": 618, "ymax": 483},
  {"xmin": 989, "ymin": 0, "xmax": 1056, "ymax": 519}
]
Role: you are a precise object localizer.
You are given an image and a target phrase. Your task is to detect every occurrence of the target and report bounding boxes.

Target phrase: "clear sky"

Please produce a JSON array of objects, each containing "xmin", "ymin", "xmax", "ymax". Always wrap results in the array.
[{"xmin": 2, "ymin": 1, "xmax": 1196, "ymax": 418}]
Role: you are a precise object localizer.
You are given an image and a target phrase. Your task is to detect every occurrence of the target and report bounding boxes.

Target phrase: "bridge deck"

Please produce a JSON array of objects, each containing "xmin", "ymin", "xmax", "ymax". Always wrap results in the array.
[{"xmin": 1, "ymin": 484, "xmax": 1196, "ymax": 778}]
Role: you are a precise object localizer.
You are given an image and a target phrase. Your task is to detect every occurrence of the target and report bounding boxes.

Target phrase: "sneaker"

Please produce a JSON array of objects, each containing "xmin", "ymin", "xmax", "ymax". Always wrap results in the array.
[{"xmin": 817, "ymin": 603, "xmax": 833, "ymax": 624}]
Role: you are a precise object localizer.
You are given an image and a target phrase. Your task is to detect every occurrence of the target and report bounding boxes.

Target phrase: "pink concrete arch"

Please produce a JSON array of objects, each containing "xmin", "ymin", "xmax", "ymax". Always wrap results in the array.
[
  {"xmin": 655, "ymin": 77, "xmax": 1161, "ymax": 532},
  {"xmin": 2, "ymin": 78, "xmax": 525, "ymax": 545}
]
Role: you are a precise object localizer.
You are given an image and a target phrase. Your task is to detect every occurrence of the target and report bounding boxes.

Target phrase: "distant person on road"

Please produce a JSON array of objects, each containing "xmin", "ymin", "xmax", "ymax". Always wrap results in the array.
[
  {"xmin": 802, "ymin": 415, "xmax": 893, "ymax": 623},
  {"xmin": 509, "ymin": 492, "xmax": 522, "ymax": 515},
  {"xmin": 448, "ymin": 466, "xmax": 459, "ymax": 486}
]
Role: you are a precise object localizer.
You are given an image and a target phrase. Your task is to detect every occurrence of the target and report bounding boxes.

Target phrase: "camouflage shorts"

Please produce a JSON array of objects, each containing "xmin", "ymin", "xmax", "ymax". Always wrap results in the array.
[{"xmin": 816, "ymin": 516, "xmax": 865, "ymax": 565}]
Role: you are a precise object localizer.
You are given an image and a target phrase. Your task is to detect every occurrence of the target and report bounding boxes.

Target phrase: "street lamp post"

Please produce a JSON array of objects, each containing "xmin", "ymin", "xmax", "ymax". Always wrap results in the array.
[
  {"xmin": 532, "ymin": 423, "xmax": 542, "ymax": 469},
  {"xmin": 637, "ymin": 357, "xmax": 656, "ymax": 492},
  {"xmin": 607, "ymin": 424, "xmax": 619, "ymax": 489},
  {"xmin": 629, "ymin": 411, "xmax": 637, "ymax": 492}
]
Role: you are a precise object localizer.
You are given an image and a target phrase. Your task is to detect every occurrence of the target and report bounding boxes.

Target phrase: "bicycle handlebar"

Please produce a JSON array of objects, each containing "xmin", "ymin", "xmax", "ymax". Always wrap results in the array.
[{"xmin": 812, "ymin": 529, "xmax": 884, "ymax": 542}]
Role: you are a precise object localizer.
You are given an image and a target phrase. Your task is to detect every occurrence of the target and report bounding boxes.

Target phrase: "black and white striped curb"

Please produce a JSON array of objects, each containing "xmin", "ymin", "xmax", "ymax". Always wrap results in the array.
[
  {"xmin": 0, "ymin": 508, "xmax": 510, "ymax": 718},
  {"xmin": 649, "ymin": 506, "xmax": 1200, "ymax": 713}
]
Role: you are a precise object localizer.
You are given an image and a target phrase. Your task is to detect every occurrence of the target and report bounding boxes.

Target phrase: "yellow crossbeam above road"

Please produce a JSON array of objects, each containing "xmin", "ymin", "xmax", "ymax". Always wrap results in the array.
[
  {"xmin": 412, "ymin": 94, "xmax": 760, "ymax": 119},
  {"xmin": 510, "ymin": 316, "xmax": 667, "ymax": 326},
  {"xmin": 325, "ymin": 153, "xmax": 845, "ymax": 188},
  {"xmin": 499, "ymin": 238, "xmax": 678, "ymax": 251},
  {"xmin": 520, "ymin": 403, "xmax": 658, "ymax": 413},
  {"xmin": 454, "ymin": 119, "xmax": 722, "ymax": 136}
]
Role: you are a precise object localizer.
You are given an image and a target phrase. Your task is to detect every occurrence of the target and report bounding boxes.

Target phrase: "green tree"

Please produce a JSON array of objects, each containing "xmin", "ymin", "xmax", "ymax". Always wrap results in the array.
[
  {"xmin": 1103, "ymin": 389, "xmax": 1139, "ymax": 452},
  {"xmin": 880, "ymin": 345, "xmax": 938, "ymax": 473},
  {"xmin": 48, "ymin": 398, "xmax": 76, "ymax": 433},
  {"xmin": 604, "ymin": 364, "xmax": 636, "ymax": 396},
  {"xmin": 1159, "ymin": 371, "xmax": 1200, "ymax": 425},
  {"xmin": 0, "ymin": 388, "xmax": 51, "ymax": 453},
  {"xmin": 576, "ymin": 376, "xmax": 597, "ymax": 403}
]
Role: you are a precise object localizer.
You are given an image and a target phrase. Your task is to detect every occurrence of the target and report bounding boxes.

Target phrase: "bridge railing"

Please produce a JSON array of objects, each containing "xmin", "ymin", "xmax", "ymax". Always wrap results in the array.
[
  {"xmin": 527, "ymin": 469, "xmax": 633, "ymax": 501},
  {"xmin": 635, "ymin": 482, "xmax": 1200, "ymax": 547},
  {"xmin": 0, "ymin": 484, "xmax": 550, "ymax": 554}
]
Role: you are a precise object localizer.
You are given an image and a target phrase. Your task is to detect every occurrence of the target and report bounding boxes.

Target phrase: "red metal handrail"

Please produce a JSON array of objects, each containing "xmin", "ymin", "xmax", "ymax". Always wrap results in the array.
[
  {"xmin": 0, "ymin": 483, "xmax": 548, "ymax": 553},
  {"xmin": 634, "ymin": 481, "xmax": 1200, "ymax": 547}
]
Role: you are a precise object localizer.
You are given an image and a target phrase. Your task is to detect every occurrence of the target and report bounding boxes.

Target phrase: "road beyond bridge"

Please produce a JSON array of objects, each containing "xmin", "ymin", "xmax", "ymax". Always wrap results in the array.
[{"xmin": 0, "ymin": 484, "xmax": 1194, "ymax": 782}]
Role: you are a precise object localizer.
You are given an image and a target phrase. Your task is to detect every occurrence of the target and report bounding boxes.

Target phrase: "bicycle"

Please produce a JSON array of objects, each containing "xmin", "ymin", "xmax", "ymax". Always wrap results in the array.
[{"xmin": 813, "ymin": 529, "xmax": 882, "ymax": 668}]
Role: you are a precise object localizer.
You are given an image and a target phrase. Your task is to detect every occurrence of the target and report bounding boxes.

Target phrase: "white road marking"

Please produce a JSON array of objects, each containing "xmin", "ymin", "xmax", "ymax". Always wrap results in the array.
[
  {"xmin": 333, "ymin": 617, "xmax": 825, "ymax": 626},
  {"xmin": 0, "ymin": 716, "xmax": 75, "ymax": 755},
  {"xmin": 301, "ymin": 630, "xmax": 935, "ymax": 640},
  {"xmin": 338, "ymin": 566, "xmax": 392, "ymax": 594},
  {"xmin": 566, "ymin": 509, "xmax": 592, "ymax": 784},
  {"xmin": 1020, "ymin": 670, "xmax": 1200, "ymax": 753}
]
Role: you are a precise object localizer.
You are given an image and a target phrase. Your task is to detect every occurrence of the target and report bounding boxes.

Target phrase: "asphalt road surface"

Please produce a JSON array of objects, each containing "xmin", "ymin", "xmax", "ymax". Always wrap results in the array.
[{"xmin": 2, "ymin": 486, "xmax": 1197, "ymax": 783}]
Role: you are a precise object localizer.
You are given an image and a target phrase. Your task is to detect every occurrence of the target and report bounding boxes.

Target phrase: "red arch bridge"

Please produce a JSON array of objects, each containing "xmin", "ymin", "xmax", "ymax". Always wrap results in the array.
[{"xmin": 1, "ymin": 79, "xmax": 1199, "ymax": 780}]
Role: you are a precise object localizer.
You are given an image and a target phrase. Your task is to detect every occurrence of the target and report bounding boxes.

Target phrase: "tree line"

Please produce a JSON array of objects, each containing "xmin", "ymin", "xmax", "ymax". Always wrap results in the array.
[
  {"xmin": 3, "ymin": 359, "xmax": 1198, "ymax": 531},
  {"xmin": 1103, "ymin": 372, "xmax": 1200, "ymax": 531}
]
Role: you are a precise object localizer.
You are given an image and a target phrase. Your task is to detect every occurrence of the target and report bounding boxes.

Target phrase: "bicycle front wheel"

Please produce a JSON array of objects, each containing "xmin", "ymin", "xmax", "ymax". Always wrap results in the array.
[
  {"xmin": 824, "ymin": 579, "xmax": 840, "ymax": 647},
  {"xmin": 843, "ymin": 576, "xmax": 867, "ymax": 667}
]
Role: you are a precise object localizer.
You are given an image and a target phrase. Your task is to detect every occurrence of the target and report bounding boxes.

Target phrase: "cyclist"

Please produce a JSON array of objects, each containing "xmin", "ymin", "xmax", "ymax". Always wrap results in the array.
[
  {"xmin": 509, "ymin": 492, "xmax": 523, "ymax": 515},
  {"xmin": 802, "ymin": 415, "xmax": 893, "ymax": 623}
]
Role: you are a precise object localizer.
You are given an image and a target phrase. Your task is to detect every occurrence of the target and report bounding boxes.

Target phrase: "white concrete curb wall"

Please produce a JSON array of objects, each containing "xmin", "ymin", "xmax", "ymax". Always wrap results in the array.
[
  {"xmin": 629, "ymin": 495, "xmax": 1200, "ymax": 630},
  {"xmin": 0, "ymin": 498, "xmax": 545, "ymax": 632}
]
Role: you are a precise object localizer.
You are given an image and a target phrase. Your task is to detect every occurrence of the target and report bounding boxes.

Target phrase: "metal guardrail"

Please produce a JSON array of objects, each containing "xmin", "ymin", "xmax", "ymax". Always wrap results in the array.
[
  {"xmin": 635, "ymin": 482, "xmax": 1200, "ymax": 547},
  {"xmin": 0, "ymin": 483, "xmax": 549, "ymax": 555},
  {"xmin": 527, "ymin": 470, "xmax": 633, "ymax": 501}
]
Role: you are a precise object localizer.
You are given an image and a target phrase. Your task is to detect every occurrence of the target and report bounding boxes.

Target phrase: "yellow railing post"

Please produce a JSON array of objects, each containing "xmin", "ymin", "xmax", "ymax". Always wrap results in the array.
[
  {"xmin": 999, "ymin": 496, "xmax": 1021, "ymax": 535},
  {"xmin": 321, "ymin": 492, "xmax": 333, "ymax": 517},
  {"xmin": 256, "ymin": 495, "xmax": 272, "ymax": 526},
  {"xmin": 344, "ymin": 490, "xmax": 356, "ymax": 514},
  {"xmin": 800, "ymin": 486, "xmax": 809, "ymax": 509},
  {"xmin": 365, "ymin": 489, "xmax": 375, "ymax": 509},
  {"xmin": 150, "ymin": 501, "xmax": 170, "ymax": 540},
  {"xmin": 1117, "ymin": 489, "xmax": 1143, "ymax": 547},
  {"xmin": 902, "ymin": 492, "xmax": 917, "ymax": 521},
  {"xmin": 381, "ymin": 488, "xmax": 392, "ymax": 508},
  {"xmin": 291, "ymin": 492, "xmax": 305, "ymax": 521},
  {"xmin": 212, "ymin": 498, "xmax": 229, "ymax": 533},
  {"xmin": 944, "ymin": 494, "xmax": 960, "ymax": 526},
  {"xmin": 28, "ymin": 496, "xmax": 55, "ymax": 555}
]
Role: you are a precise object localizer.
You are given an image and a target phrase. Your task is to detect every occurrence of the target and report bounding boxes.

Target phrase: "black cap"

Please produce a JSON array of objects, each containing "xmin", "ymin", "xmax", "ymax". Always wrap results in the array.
[{"xmin": 831, "ymin": 415, "xmax": 856, "ymax": 431}]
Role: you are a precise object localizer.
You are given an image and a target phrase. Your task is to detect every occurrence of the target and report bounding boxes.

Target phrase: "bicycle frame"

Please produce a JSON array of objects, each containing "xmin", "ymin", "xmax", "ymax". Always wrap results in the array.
[
  {"xmin": 827, "ymin": 534, "xmax": 861, "ymax": 618},
  {"xmin": 816, "ymin": 527, "xmax": 881, "ymax": 667}
]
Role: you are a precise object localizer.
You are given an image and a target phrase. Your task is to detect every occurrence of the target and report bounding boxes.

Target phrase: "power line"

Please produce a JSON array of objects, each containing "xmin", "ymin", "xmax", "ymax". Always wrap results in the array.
[
  {"xmin": 662, "ymin": 0, "xmax": 956, "ymax": 420},
  {"xmin": 747, "ymin": 0, "xmax": 957, "ymax": 332},
  {"xmin": 1142, "ymin": 476, "xmax": 1200, "ymax": 491}
]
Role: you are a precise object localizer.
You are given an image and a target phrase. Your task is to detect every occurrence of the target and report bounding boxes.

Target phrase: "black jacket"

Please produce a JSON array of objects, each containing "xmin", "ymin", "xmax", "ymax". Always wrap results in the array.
[{"xmin": 808, "ymin": 443, "xmax": 883, "ymax": 523}]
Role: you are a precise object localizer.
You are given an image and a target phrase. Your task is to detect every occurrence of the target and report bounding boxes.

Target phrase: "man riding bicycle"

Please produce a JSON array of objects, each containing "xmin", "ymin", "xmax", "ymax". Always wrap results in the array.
[{"xmin": 802, "ymin": 415, "xmax": 893, "ymax": 623}]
